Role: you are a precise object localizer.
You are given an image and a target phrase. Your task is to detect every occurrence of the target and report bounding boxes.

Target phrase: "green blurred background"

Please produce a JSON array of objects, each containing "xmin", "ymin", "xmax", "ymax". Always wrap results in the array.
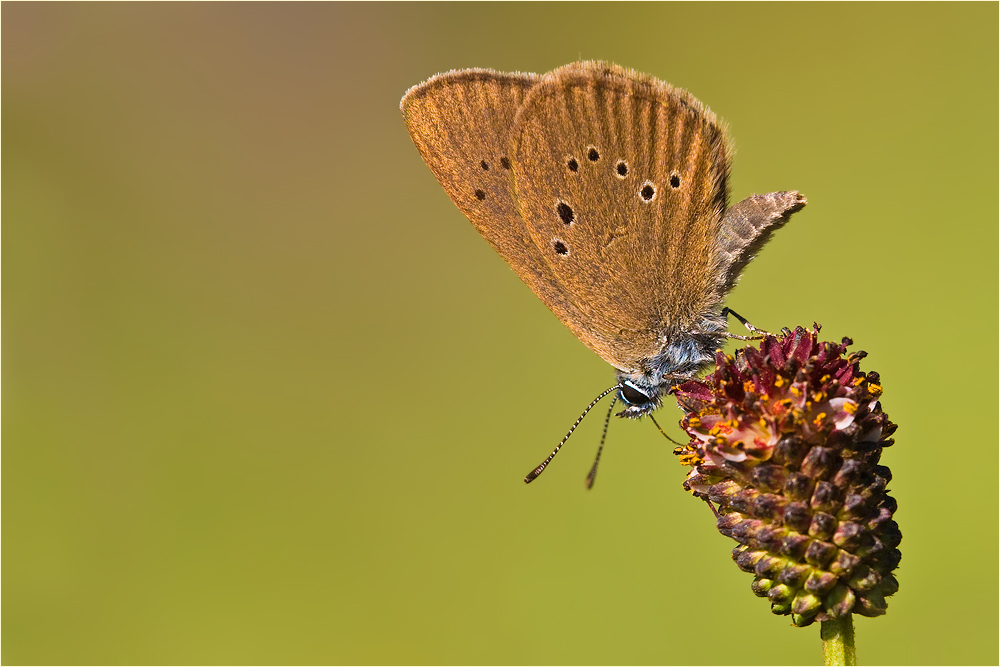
[{"xmin": 4, "ymin": 3, "xmax": 997, "ymax": 664}]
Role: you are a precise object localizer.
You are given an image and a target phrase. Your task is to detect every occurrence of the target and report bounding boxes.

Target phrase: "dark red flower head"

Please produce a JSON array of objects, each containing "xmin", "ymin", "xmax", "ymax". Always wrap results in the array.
[{"xmin": 673, "ymin": 326, "xmax": 900, "ymax": 627}]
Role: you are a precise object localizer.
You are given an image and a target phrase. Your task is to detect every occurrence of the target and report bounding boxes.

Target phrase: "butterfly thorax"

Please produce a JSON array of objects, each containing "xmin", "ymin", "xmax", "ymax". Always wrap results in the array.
[{"xmin": 614, "ymin": 313, "xmax": 726, "ymax": 418}]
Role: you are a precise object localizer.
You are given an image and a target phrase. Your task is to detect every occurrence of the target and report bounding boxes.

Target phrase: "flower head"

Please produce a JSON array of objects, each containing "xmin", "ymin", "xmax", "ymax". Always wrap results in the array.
[{"xmin": 673, "ymin": 326, "xmax": 900, "ymax": 627}]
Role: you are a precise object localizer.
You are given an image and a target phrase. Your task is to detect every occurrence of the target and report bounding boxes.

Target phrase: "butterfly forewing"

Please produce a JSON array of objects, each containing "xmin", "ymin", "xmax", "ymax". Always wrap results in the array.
[{"xmin": 508, "ymin": 62, "xmax": 733, "ymax": 372}]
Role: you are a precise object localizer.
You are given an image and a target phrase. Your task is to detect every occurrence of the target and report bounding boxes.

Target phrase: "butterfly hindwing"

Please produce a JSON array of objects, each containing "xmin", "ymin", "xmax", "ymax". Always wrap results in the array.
[
  {"xmin": 401, "ymin": 69, "xmax": 596, "ymax": 335},
  {"xmin": 716, "ymin": 191, "xmax": 807, "ymax": 293},
  {"xmin": 401, "ymin": 70, "xmax": 539, "ymax": 267}
]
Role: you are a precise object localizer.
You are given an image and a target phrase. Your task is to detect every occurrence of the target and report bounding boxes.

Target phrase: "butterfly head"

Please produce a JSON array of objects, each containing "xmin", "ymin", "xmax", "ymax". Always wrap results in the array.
[{"xmin": 615, "ymin": 324, "xmax": 727, "ymax": 418}]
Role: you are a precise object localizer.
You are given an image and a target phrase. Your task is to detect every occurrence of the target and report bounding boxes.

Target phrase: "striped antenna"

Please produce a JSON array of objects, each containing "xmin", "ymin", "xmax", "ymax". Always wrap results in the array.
[
  {"xmin": 584, "ymin": 397, "xmax": 618, "ymax": 490},
  {"xmin": 524, "ymin": 384, "xmax": 620, "ymax": 484}
]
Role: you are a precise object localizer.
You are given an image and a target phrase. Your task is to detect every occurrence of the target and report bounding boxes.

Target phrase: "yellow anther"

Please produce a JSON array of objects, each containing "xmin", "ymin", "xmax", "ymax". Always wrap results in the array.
[
  {"xmin": 688, "ymin": 416, "xmax": 702, "ymax": 429},
  {"xmin": 677, "ymin": 452, "xmax": 702, "ymax": 466},
  {"xmin": 869, "ymin": 383, "xmax": 883, "ymax": 397},
  {"xmin": 774, "ymin": 375, "xmax": 785, "ymax": 388},
  {"xmin": 843, "ymin": 401, "xmax": 858, "ymax": 415},
  {"xmin": 790, "ymin": 386, "xmax": 802, "ymax": 397},
  {"xmin": 673, "ymin": 444, "xmax": 703, "ymax": 466},
  {"xmin": 759, "ymin": 417, "xmax": 768, "ymax": 429},
  {"xmin": 813, "ymin": 412, "xmax": 827, "ymax": 428},
  {"xmin": 744, "ymin": 380, "xmax": 756, "ymax": 393}
]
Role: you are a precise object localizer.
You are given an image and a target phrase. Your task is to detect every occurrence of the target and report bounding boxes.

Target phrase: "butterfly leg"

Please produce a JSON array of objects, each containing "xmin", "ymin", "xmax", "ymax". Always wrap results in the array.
[
  {"xmin": 721, "ymin": 307, "xmax": 774, "ymax": 340},
  {"xmin": 702, "ymin": 497, "xmax": 721, "ymax": 520},
  {"xmin": 648, "ymin": 413, "xmax": 684, "ymax": 447}
]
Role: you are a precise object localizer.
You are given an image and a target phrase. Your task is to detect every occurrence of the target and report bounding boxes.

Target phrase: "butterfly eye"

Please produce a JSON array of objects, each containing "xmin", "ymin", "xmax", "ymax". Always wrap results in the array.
[{"xmin": 620, "ymin": 382, "xmax": 652, "ymax": 406}]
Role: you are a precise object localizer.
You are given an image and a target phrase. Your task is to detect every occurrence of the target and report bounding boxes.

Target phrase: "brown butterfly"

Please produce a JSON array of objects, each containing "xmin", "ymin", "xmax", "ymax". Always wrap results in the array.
[{"xmin": 401, "ymin": 61, "xmax": 805, "ymax": 484}]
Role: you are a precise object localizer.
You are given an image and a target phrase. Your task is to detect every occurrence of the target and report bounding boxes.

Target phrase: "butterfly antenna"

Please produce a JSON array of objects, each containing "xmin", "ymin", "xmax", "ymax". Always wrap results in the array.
[
  {"xmin": 584, "ymin": 398, "xmax": 617, "ymax": 490},
  {"xmin": 524, "ymin": 385, "xmax": 620, "ymax": 484},
  {"xmin": 648, "ymin": 413, "xmax": 685, "ymax": 447}
]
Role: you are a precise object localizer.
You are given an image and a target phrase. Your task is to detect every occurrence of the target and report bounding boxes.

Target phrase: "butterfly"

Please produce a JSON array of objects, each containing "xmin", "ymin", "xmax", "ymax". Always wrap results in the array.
[{"xmin": 401, "ymin": 61, "xmax": 805, "ymax": 484}]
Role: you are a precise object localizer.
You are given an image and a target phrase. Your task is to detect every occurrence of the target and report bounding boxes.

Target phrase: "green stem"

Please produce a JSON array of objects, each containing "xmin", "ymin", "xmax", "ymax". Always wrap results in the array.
[{"xmin": 821, "ymin": 615, "xmax": 856, "ymax": 665}]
